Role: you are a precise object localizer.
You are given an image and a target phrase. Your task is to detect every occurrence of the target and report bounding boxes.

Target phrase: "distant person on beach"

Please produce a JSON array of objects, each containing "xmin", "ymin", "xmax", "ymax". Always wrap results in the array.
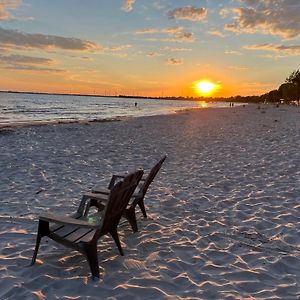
[{"xmin": 135, "ymin": 102, "xmax": 137, "ymax": 107}]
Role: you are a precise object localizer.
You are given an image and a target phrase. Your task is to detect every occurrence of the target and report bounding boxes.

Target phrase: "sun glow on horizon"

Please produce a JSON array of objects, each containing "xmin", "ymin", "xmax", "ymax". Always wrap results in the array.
[{"xmin": 195, "ymin": 80, "xmax": 218, "ymax": 96}]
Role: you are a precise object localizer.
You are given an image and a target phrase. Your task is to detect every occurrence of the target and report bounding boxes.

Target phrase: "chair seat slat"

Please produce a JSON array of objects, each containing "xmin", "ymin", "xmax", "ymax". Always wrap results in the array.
[{"xmin": 64, "ymin": 227, "xmax": 94, "ymax": 243}]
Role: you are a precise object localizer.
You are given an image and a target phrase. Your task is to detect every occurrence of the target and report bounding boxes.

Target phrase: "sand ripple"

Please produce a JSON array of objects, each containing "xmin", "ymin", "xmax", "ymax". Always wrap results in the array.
[{"xmin": 0, "ymin": 104, "xmax": 300, "ymax": 298}]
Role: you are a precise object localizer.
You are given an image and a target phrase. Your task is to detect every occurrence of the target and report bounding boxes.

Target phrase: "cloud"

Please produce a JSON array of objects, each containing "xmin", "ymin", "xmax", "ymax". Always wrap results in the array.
[
  {"xmin": 0, "ymin": 27, "xmax": 98, "ymax": 51},
  {"xmin": 147, "ymin": 52, "xmax": 160, "ymax": 58},
  {"xmin": 163, "ymin": 26, "xmax": 183, "ymax": 34},
  {"xmin": 224, "ymin": 0, "xmax": 300, "ymax": 39},
  {"xmin": 0, "ymin": 0, "xmax": 21, "ymax": 20},
  {"xmin": 0, "ymin": 54, "xmax": 65, "ymax": 73},
  {"xmin": 135, "ymin": 26, "xmax": 182, "ymax": 35},
  {"xmin": 0, "ymin": 54, "xmax": 54, "ymax": 65},
  {"xmin": 164, "ymin": 31, "xmax": 194, "ymax": 43},
  {"xmin": 2, "ymin": 64, "xmax": 64, "ymax": 72},
  {"xmin": 102, "ymin": 44, "xmax": 131, "ymax": 52},
  {"xmin": 167, "ymin": 47, "xmax": 192, "ymax": 52},
  {"xmin": 244, "ymin": 43, "xmax": 300, "ymax": 55},
  {"xmin": 165, "ymin": 58, "xmax": 182, "ymax": 65},
  {"xmin": 208, "ymin": 30, "xmax": 225, "ymax": 38},
  {"xmin": 135, "ymin": 26, "xmax": 194, "ymax": 43},
  {"xmin": 0, "ymin": 53, "xmax": 64, "ymax": 73},
  {"xmin": 122, "ymin": 0, "xmax": 135, "ymax": 12},
  {"xmin": 167, "ymin": 6, "xmax": 207, "ymax": 22},
  {"xmin": 225, "ymin": 50, "xmax": 242, "ymax": 55},
  {"xmin": 135, "ymin": 28, "xmax": 158, "ymax": 34}
]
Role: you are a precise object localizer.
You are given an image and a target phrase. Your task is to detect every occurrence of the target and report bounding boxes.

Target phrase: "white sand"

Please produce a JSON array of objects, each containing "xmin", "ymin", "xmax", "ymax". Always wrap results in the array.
[{"xmin": 1, "ymin": 104, "xmax": 300, "ymax": 299}]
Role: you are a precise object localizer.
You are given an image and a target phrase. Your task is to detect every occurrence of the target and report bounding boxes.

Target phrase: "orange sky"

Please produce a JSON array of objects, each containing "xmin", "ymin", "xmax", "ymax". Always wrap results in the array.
[{"xmin": 0, "ymin": 1, "xmax": 299, "ymax": 97}]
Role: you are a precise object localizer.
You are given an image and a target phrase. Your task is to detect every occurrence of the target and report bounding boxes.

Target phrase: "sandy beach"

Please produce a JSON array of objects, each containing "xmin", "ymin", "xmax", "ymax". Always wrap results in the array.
[{"xmin": 1, "ymin": 104, "xmax": 300, "ymax": 299}]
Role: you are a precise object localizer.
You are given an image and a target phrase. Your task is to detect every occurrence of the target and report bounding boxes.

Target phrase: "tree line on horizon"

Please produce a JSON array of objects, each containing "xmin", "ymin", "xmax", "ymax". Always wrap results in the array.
[
  {"xmin": 152, "ymin": 69, "xmax": 300, "ymax": 105},
  {"xmin": 207, "ymin": 69, "xmax": 300, "ymax": 105}
]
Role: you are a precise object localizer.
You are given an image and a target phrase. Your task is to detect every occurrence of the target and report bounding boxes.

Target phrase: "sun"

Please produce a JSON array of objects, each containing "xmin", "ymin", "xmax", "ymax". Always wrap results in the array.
[{"xmin": 195, "ymin": 80, "xmax": 218, "ymax": 96}]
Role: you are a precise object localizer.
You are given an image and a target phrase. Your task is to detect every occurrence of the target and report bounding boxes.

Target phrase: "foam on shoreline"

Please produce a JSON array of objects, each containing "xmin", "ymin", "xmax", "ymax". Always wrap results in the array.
[{"xmin": 0, "ymin": 117, "xmax": 123, "ymax": 130}]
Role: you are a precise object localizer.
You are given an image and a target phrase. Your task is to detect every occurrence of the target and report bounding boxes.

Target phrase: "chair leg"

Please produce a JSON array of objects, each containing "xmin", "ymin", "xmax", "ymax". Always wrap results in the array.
[
  {"xmin": 110, "ymin": 228, "xmax": 124, "ymax": 256},
  {"xmin": 31, "ymin": 220, "xmax": 49, "ymax": 265},
  {"xmin": 83, "ymin": 243, "xmax": 100, "ymax": 279},
  {"xmin": 124, "ymin": 207, "xmax": 138, "ymax": 233},
  {"xmin": 138, "ymin": 200, "xmax": 147, "ymax": 218}
]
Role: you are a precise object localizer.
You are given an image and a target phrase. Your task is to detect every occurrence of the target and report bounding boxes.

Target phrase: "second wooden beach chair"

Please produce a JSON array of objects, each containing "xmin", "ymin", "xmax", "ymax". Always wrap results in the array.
[{"xmin": 83, "ymin": 155, "xmax": 167, "ymax": 232}]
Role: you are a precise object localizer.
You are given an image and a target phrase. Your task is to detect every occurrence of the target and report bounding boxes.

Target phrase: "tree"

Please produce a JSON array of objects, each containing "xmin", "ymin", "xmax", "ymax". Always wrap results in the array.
[
  {"xmin": 278, "ymin": 83, "xmax": 297, "ymax": 103},
  {"xmin": 286, "ymin": 69, "xmax": 300, "ymax": 104}
]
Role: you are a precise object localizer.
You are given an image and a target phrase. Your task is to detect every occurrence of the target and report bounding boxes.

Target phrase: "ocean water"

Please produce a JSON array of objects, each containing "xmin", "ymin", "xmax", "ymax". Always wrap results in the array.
[{"xmin": 0, "ymin": 92, "xmax": 230, "ymax": 127}]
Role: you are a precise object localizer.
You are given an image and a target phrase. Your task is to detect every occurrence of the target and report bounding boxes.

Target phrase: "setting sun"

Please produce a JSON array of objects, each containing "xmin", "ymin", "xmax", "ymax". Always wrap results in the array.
[{"xmin": 195, "ymin": 80, "xmax": 218, "ymax": 96}]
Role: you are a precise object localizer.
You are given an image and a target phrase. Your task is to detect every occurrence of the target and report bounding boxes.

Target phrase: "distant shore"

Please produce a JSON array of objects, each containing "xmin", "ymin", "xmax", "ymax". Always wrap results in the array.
[{"xmin": 0, "ymin": 89, "xmax": 247, "ymax": 102}]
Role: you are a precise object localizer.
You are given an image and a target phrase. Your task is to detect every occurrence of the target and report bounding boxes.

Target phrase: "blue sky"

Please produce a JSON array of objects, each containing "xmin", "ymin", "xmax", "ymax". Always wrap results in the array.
[{"xmin": 0, "ymin": 0, "xmax": 299, "ymax": 97}]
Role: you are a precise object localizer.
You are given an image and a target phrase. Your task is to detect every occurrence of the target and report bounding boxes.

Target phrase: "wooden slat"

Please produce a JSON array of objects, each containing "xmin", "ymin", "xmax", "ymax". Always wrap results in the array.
[
  {"xmin": 64, "ymin": 227, "xmax": 94, "ymax": 243},
  {"xmin": 53, "ymin": 225, "xmax": 79, "ymax": 237},
  {"xmin": 76, "ymin": 229, "xmax": 97, "ymax": 243},
  {"xmin": 51, "ymin": 224, "xmax": 64, "ymax": 232}
]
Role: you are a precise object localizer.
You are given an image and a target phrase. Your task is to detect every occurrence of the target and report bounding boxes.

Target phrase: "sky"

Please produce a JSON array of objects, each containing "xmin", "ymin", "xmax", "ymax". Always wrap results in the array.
[{"xmin": 0, "ymin": 0, "xmax": 299, "ymax": 97}]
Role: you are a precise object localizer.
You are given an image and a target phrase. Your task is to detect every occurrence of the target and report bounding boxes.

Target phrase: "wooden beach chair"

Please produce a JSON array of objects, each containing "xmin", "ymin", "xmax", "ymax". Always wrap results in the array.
[
  {"xmin": 31, "ymin": 169, "xmax": 144, "ymax": 279},
  {"xmin": 84, "ymin": 155, "xmax": 167, "ymax": 232}
]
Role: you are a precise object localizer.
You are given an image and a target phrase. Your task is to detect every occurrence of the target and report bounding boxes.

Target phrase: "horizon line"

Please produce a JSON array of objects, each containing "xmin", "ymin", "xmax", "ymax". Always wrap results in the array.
[{"xmin": 0, "ymin": 89, "xmax": 261, "ymax": 101}]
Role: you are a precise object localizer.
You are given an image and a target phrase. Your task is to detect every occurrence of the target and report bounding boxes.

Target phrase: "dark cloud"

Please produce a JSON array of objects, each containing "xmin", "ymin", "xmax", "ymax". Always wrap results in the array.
[
  {"xmin": 0, "ymin": 27, "xmax": 98, "ymax": 51},
  {"xmin": 165, "ymin": 58, "xmax": 183, "ymax": 65},
  {"xmin": 224, "ymin": 0, "xmax": 300, "ymax": 39},
  {"xmin": 0, "ymin": 53, "xmax": 65, "ymax": 73},
  {"xmin": 2, "ymin": 64, "xmax": 64, "ymax": 72},
  {"xmin": 0, "ymin": 54, "xmax": 54, "ymax": 65}
]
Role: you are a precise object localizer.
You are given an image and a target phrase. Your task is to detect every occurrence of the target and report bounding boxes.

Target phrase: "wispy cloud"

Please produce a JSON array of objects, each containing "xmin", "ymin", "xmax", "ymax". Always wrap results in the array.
[
  {"xmin": 167, "ymin": 47, "xmax": 192, "ymax": 52},
  {"xmin": 0, "ymin": 53, "xmax": 64, "ymax": 73},
  {"xmin": 208, "ymin": 30, "xmax": 225, "ymax": 38},
  {"xmin": 244, "ymin": 43, "xmax": 300, "ymax": 55},
  {"xmin": 135, "ymin": 25, "xmax": 194, "ymax": 43},
  {"xmin": 224, "ymin": 0, "xmax": 300, "ymax": 39},
  {"xmin": 135, "ymin": 26, "xmax": 182, "ymax": 35},
  {"xmin": 121, "ymin": 0, "xmax": 135, "ymax": 12},
  {"xmin": 147, "ymin": 52, "xmax": 160, "ymax": 58},
  {"xmin": 136, "ymin": 26, "xmax": 194, "ymax": 43},
  {"xmin": 225, "ymin": 50, "xmax": 242, "ymax": 55},
  {"xmin": 167, "ymin": 6, "xmax": 207, "ymax": 22},
  {"xmin": 0, "ymin": 0, "xmax": 21, "ymax": 20},
  {"xmin": 0, "ymin": 27, "xmax": 98, "ymax": 51},
  {"xmin": 165, "ymin": 58, "xmax": 182, "ymax": 65},
  {"xmin": 163, "ymin": 32, "xmax": 194, "ymax": 43},
  {"xmin": 0, "ymin": 54, "xmax": 54, "ymax": 65}
]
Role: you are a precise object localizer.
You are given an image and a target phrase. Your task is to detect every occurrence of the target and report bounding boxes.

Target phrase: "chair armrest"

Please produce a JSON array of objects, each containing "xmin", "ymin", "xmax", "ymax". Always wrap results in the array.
[
  {"xmin": 94, "ymin": 173, "xmax": 146, "ymax": 191},
  {"xmin": 83, "ymin": 192, "xmax": 110, "ymax": 202},
  {"xmin": 91, "ymin": 186, "xmax": 110, "ymax": 194},
  {"xmin": 39, "ymin": 213, "xmax": 100, "ymax": 228}
]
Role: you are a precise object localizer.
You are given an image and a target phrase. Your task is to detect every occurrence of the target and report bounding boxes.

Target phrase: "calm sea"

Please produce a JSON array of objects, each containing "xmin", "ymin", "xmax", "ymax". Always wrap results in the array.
[{"xmin": 0, "ymin": 92, "xmax": 230, "ymax": 127}]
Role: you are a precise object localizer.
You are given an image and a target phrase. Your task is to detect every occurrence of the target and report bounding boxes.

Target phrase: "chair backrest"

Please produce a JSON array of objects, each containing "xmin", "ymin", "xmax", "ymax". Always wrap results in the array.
[
  {"xmin": 138, "ymin": 154, "xmax": 167, "ymax": 198},
  {"xmin": 99, "ymin": 169, "xmax": 144, "ymax": 233}
]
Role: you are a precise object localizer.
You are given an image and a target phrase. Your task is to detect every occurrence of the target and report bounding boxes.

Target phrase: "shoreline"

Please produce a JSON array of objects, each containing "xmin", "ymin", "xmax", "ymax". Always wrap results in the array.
[{"xmin": 0, "ymin": 106, "xmax": 218, "ymax": 131}]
